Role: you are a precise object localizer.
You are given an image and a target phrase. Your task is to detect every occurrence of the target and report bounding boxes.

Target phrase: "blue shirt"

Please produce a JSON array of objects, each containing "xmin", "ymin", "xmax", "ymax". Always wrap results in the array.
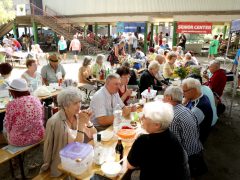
[
  {"xmin": 201, "ymin": 85, "xmax": 218, "ymax": 126},
  {"xmin": 233, "ymin": 49, "xmax": 240, "ymax": 65}
]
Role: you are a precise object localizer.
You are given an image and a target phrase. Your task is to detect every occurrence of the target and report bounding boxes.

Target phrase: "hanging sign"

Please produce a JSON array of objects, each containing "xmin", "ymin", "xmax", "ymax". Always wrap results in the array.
[
  {"xmin": 231, "ymin": 19, "xmax": 240, "ymax": 32},
  {"xmin": 177, "ymin": 22, "xmax": 212, "ymax": 34}
]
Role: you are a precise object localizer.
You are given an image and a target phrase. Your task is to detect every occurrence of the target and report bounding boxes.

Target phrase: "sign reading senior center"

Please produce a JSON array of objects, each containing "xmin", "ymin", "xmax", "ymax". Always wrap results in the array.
[{"xmin": 177, "ymin": 22, "xmax": 212, "ymax": 34}]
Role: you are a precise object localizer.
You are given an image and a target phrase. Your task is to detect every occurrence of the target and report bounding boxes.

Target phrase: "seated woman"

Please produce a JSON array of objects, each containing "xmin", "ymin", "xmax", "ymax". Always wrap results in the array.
[
  {"xmin": 184, "ymin": 53, "xmax": 196, "ymax": 67},
  {"xmin": 163, "ymin": 52, "xmax": 177, "ymax": 79},
  {"xmin": 116, "ymin": 66, "xmax": 133, "ymax": 105},
  {"xmin": 0, "ymin": 62, "xmax": 13, "ymax": 98},
  {"xmin": 146, "ymin": 47, "xmax": 157, "ymax": 66},
  {"xmin": 139, "ymin": 61, "xmax": 164, "ymax": 93},
  {"xmin": 127, "ymin": 101, "xmax": 190, "ymax": 179},
  {"xmin": 40, "ymin": 87, "xmax": 97, "ymax": 177},
  {"xmin": 91, "ymin": 54, "xmax": 106, "ymax": 78},
  {"xmin": 4, "ymin": 78, "xmax": 44, "ymax": 146},
  {"xmin": 22, "ymin": 59, "xmax": 42, "ymax": 91},
  {"xmin": 78, "ymin": 56, "xmax": 94, "ymax": 84}
]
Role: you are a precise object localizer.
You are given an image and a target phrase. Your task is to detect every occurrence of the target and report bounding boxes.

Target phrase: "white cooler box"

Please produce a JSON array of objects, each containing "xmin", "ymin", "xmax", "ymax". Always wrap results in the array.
[{"xmin": 59, "ymin": 142, "xmax": 94, "ymax": 175}]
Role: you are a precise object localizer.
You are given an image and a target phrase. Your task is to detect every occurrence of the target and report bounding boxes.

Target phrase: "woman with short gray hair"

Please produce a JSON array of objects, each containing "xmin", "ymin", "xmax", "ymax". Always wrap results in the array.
[
  {"xmin": 41, "ymin": 87, "xmax": 97, "ymax": 177},
  {"xmin": 127, "ymin": 101, "xmax": 190, "ymax": 179},
  {"xmin": 164, "ymin": 85, "xmax": 183, "ymax": 103},
  {"xmin": 91, "ymin": 54, "xmax": 106, "ymax": 78}
]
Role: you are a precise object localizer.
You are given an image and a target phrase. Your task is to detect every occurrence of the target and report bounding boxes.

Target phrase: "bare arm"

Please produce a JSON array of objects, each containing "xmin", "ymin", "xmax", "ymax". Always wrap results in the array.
[
  {"xmin": 42, "ymin": 77, "xmax": 49, "ymax": 86},
  {"xmin": 96, "ymin": 115, "xmax": 114, "ymax": 126},
  {"xmin": 127, "ymin": 161, "xmax": 136, "ymax": 170}
]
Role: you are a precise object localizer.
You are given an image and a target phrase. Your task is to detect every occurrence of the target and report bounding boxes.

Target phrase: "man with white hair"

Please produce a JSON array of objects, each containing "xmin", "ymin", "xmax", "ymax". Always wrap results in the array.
[
  {"xmin": 164, "ymin": 86, "xmax": 207, "ymax": 177},
  {"xmin": 203, "ymin": 60, "xmax": 227, "ymax": 98},
  {"xmin": 90, "ymin": 73, "xmax": 135, "ymax": 131},
  {"xmin": 182, "ymin": 78, "xmax": 213, "ymax": 144},
  {"xmin": 127, "ymin": 101, "xmax": 190, "ymax": 180},
  {"xmin": 139, "ymin": 61, "xmax": 165, "ymax": 93}
]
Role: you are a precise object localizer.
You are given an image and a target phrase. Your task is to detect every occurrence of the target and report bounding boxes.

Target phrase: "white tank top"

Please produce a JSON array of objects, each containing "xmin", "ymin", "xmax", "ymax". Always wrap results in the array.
[{"xmin": 66, "ymin": 119, "xmax": 79, "ymax": 143}]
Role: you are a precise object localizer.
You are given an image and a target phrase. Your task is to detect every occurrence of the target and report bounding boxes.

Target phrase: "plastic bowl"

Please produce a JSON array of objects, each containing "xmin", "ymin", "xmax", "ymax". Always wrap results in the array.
[{"xmin": 101, "ymin": 162, "xmax": 122, "ymax": 178}]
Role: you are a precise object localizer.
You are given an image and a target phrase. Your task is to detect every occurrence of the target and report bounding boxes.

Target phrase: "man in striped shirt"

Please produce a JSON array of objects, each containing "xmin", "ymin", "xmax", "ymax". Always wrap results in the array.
[{"xmin": 164, "ymin": 86, "xmax": 207, "ymax": 177}]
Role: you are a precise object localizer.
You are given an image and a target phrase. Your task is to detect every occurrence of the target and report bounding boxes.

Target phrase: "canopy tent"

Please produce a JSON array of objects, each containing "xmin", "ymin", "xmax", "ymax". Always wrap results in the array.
[{"xmin": 227, "ymin": 19, "xmax": 240, "ymax": 117}]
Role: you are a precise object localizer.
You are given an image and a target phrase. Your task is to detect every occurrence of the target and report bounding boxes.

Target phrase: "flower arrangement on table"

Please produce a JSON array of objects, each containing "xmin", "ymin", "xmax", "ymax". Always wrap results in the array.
[{"xmin": 173, "ymin": 66, "xmax": 190, "ymax": 80}]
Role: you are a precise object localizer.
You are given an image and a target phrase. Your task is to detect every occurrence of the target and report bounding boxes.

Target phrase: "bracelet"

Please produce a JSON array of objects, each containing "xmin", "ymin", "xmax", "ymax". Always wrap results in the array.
[{"xmin": 77, "ymin": 130, "xmax": 84, "ymax": 134}]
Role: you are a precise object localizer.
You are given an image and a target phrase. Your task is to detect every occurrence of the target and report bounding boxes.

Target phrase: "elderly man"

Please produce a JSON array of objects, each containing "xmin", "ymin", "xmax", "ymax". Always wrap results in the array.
[
  {"xmin": 203, "ymin": 60, "xmax": 227, "ymax": 97},
  {"xmin": 41, "ymin": 54, "xmax": 66, "ymax": 85},
  {"xmin": 164, "ymin": 86, "xmax": 207, "ymax": 177},
  {"xmin": 155, "ymin": 54, "xmax": 165, "ymax": 80},
  {"xmin": 182, "ymin": 78, "xmax": 213, "ymax": 144},
  {"xmin": 139, "ymin": 61, "xmax": 164, "ymax": 93},
  {"xmin": 90, "ymin": 73, "xmax": 135, "ymax": 131},
  {"xmin": 127, "ymin": 101, "xmax": 190, "ymax": 180}
]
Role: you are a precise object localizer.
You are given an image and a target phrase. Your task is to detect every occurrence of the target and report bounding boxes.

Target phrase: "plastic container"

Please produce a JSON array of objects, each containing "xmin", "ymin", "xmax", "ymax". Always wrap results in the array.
[
  {"xmin": 59, "ymin": 142, "xmax": 94, "ymax": 175},
  {"xmin": 113, "ymin": 104, "xmax": 122, "ymax": 133}
]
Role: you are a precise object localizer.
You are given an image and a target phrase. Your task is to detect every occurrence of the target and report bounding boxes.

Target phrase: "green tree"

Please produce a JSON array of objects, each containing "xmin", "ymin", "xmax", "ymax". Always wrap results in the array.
[{"xmin": 0, "ymin": 0, "xmax": 15, "ymax": 24}]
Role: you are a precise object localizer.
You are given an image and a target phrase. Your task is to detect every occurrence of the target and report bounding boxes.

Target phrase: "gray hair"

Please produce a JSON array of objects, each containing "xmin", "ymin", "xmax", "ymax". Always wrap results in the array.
[
  {"xmin": 106, "ymin": 73, "xmax": 120, "ymax": 84},
  {"xmin": 57, "ymin": 87, "xmax": 82, "ymax": 108},
  {"xmin": 209, "ymin": 60, "xmax": 220, "ymax": 68},
  {"xmin": 96, "ymin": 54, "xmax": 105, "ymax": 64},
  {"xmin": 164, "ymin": 86, "xmax": 183, "ymax": 103},
  {"xmin": 83, "ymin": 56, "xmax": 92, "ymax": 66},
  {"xmin": 148, "ymin": 61, "xmax": 160, "ymax": 71},
  {"xmin": 155, "ymin": 54, "xmax": 165, "ymax": 64},
  {"xmin": 143, "ymin": 101, "xmax": 173, "ymax": 130},
  {"xmin": 182, "ymin": 77, "xmax": 201, "ymax": 93}
]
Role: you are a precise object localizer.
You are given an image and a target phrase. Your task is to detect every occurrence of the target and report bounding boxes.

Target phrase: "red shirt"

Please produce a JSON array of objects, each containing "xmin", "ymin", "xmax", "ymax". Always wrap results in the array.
[{"xmin": 204, "ymin": 69, "xmax": 227, "ymax": 97}]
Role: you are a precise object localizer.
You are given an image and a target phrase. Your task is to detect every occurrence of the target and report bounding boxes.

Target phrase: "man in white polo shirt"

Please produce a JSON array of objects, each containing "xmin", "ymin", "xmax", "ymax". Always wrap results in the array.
[{"xmin": 90, "ymin": 73, "xmax": 135, "ymax": 131}]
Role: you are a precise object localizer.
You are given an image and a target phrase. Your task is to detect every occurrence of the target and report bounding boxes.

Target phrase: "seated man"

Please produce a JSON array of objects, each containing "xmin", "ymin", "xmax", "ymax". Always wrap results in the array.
[
  {"xmin": 139, "ymin": 61, "xmax": 164, "ymax": 93},
  {"xmin": 203, "ymin": 60, "xmax": 227, "ymax": 98},
  {"xmin": 41, "ymin": 54, "xmax": 66, "ymax": 85},
  {"xmin": 127, "ymin": 101, "xmax": 190, "ymax": 180},
  {"xmin": 90, "ymin": 73, "xmax": 135, "ymax": 131},
  {"xmin": 182, "ymin": 78, "xmax": 213, "ymax": 144},
  {"xmin": 164, "ymin": 86, "xmax": 207, "ymax": 177}
]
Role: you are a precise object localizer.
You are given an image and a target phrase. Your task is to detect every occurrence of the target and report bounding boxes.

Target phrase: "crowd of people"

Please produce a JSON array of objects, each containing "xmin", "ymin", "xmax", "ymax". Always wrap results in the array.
[{"xmin": 0, "ymin": 29, "xmax": 237, "ymax": 180}]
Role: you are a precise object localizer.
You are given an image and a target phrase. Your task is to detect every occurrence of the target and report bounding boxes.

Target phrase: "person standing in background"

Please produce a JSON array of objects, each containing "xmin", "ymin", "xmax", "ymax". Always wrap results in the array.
[
  {"xmin": 69, "ymin": 35, "xmax": 81, "ymax": 63},
  {"xmin": 178, "ymin": 33, "xmax": 187, "ymax": 51},
  {"xmin": 58, "ymin": 36, "xmax": 67, "ymax": 62},
  {"xmin": 208, "ymin": 35, "xmax": 219, "ymax": 59}
]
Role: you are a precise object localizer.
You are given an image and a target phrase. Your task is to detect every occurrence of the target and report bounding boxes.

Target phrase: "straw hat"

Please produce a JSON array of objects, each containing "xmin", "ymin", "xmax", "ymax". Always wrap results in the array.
[{"xmin": 48, "ymin": 54, "xmax": 59, "ymax": 62}]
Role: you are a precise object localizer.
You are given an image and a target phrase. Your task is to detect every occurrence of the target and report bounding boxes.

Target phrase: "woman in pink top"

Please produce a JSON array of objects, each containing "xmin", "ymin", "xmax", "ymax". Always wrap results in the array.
[
  {"xmin": 4, "ymin": 78, "xmax": 44, "ymax": 146},
  {"xmin": 69, "ymin": 35, "xmax": 81, "ymax": 63}
]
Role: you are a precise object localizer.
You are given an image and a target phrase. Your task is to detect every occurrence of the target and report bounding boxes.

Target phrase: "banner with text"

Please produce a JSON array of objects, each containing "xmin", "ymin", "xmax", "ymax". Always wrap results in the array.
[{"xmin": 177, "ymin": 22, "xmax": 212, "ymax": 34}]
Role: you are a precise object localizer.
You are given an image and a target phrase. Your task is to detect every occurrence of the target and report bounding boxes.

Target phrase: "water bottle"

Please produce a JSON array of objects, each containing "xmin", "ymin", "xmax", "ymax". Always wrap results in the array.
[
  {"xmin": 113, "ymin": 104, "xmax": 122, "ymax": 133},
  {"xmin": 94, "ymin": 134, "xmax": 104, "ymax": 165}
]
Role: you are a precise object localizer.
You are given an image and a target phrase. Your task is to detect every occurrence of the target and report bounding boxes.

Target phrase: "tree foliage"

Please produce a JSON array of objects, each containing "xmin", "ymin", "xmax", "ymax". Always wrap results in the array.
[{"xmin": 0, "ymin": 0, "xmax": 15, "ymax": 24}]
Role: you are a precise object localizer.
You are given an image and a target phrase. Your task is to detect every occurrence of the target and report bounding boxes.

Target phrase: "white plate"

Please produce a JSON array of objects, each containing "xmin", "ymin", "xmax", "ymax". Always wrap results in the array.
[
  {"xmin": 93, "ymin": 130, "xmax": 114, "ymax": 142},
  {"xmin": 131, "ymin": 91, "xmax": 137, "ymax": 97}
]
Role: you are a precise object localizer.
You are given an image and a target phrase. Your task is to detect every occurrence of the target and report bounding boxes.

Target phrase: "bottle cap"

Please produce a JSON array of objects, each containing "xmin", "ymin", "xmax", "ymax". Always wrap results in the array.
[{"xmin": 97, "ymin": 133, "xmax": 101, "ymax": 142}]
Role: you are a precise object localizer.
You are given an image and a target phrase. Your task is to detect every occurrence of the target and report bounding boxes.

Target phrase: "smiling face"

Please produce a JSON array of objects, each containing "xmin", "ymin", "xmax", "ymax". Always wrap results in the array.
[{"xmin": 120, "ymin": 74, "xmax": 130, "ymax": 86}]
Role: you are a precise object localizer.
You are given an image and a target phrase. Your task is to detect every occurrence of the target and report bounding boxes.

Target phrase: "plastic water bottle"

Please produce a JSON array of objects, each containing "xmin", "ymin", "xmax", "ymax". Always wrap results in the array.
[{"xmin": 113, "ymin": 104, "xmax": 122, "ymax": 133}]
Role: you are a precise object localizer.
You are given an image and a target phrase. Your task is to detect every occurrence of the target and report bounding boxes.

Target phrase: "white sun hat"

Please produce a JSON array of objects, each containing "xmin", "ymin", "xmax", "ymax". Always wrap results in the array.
[{"xmin": 8, "ymin": 78, "xmax": 29, "ymax": 92}]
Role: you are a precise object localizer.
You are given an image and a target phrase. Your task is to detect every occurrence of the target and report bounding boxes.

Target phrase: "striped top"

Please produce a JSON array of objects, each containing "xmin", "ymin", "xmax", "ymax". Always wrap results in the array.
[{"xmin": 169, "ymin": 104, "xmax": 203, "ymax": 156}]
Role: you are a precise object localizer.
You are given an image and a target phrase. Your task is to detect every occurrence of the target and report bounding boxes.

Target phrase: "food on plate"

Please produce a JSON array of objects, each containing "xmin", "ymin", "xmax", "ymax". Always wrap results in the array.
[{"xmin": 117, "ymin": 128, "xmax": 136, "ymax": 139}]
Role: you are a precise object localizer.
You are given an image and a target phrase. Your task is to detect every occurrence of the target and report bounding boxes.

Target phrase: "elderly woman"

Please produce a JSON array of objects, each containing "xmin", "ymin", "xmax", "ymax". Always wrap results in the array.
[
  {"xmin": 184, "ymin": 53, "xmax": 196, "ymax": 67},
  {"xmin": 139, "ymin": 61, "xmax": 164, "ymax": 93},
  {"xmin": 41, "ymin": 87, "xmax": 97, "ymax": 177},
  {"xmin": 107, "ymin": 40, "xmax": 126, "ymax": 67},
  {"xmin": 78, "ymin": 56, "xmax": 94, "ymax": 84},
  {"xmin": 163, "ymin": 52, "xmax": 177, "ymax": 79},
  {"xmin": 91, "ymin": 54, "xmax": 106, "ymax": 78},
  {"xmin": 116, "ymin": 66, "xmax": 132, "ymax": 105},
  {"xmin": 127, "ymin": 101, "xmax": 190, "ymax": 179},
  {"xmin": 0, "ymin": 62, "xmax": 13, "ymax": 98},
  {"xmin": 146, "ymin": 47, "xmax": 157, "ymax": 66},
  {"xmin": 4, "ymin": 78, "xmax": 44, "ymax": 146},
  {"xmin": 41, "ymin": 54, "xmax": 66, "ymax": 85},
  {"xmin": 22, "ymin": 59, "xmax": 42, "ymax": 91}
]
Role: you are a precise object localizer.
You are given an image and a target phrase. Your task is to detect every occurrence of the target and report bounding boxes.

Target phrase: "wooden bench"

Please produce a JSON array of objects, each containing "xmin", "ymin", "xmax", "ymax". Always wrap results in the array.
[
  {"xmin": 33, "ymin": 170, "xmax": 67, "ymax": 180},
  {"xmin": 0, "ymin": 140, "xmax": 44, "ymax": 179}
]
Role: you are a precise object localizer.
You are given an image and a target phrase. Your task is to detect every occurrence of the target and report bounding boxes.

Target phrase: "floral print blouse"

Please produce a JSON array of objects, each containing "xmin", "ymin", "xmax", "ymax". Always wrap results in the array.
[{"xmin": 4, "ymin": 95, "xmax": 45, "ymax": 146}]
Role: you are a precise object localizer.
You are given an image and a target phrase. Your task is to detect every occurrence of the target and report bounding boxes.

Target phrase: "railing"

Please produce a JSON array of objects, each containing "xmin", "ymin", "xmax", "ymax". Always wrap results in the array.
[{"xmin": 30, "ymin": 3, "xmax": 101, "ymax": 47}]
